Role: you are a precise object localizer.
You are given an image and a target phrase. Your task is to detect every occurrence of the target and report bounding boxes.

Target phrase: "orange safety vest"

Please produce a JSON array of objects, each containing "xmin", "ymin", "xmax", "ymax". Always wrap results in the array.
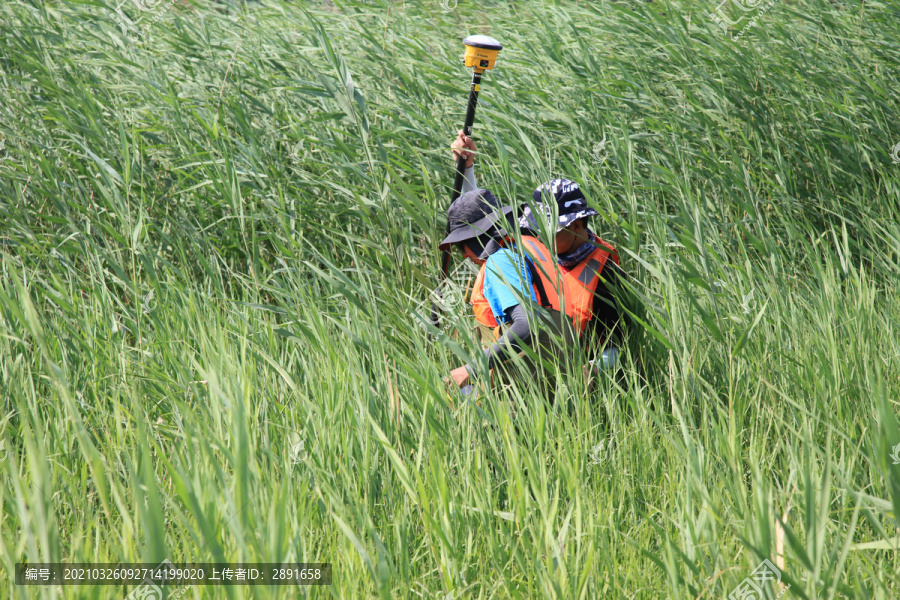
[
  {"xmin": 470, "ymin": 236, "xmax": 619, "ymax": 334},
  {"xmin": 469, "ymin": 265, "xmax": 500, "ymax": 328}
]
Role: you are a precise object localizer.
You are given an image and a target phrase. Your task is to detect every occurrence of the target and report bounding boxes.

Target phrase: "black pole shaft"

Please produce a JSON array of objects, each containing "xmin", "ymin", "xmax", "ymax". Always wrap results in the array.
[
  {"xmin": 441, "ymin": 70, "xmax": 483, "ymax": 281},
  {"xmin": 451, "ymin": 70, "xmax": 483, "ymax": 203},
  {"xmin": 432, "ymin": 70, "xmax": 484, "ymax": 328}
]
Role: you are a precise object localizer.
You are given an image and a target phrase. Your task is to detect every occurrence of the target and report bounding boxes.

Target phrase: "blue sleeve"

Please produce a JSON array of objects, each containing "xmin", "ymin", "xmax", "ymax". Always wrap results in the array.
[{"xmin": 482, "ymin": 249, "xmax": 536, "ymax": 323}]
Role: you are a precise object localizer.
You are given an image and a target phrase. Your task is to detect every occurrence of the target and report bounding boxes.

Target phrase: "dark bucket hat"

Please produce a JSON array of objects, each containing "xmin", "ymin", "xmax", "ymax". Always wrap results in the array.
[
  {"xmin": 518, "ymin": 178, "xmax": 598, "ymax": 232},
  {"xmin": 439, "ymin": 188, "xmax": 514, "ymax": 252}
]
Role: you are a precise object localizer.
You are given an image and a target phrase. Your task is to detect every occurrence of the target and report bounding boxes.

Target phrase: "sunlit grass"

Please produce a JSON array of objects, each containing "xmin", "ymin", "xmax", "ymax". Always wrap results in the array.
[{"xmin": 1, "ymin": 0, "xmax": 899, "ymax": 597}]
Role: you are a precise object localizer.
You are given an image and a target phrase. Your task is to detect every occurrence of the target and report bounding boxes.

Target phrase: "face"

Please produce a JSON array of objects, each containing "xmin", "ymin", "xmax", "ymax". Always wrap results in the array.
[
  {"xmin": 554, "ymin": 220, "xmax": 582, "ymax": 254},
  {"xmin": 460, "ymin": 245, "xmax": 485, "ymax": 265}
]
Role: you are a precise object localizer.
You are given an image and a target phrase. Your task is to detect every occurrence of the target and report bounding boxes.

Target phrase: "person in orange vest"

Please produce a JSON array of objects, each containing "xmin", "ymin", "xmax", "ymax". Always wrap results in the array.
[
  {"xmin": 518, "ymin": 178, "xmax": 625, "ymax": 356},
  {"xmin": 447, "ymin": 134, "xmax": 626, "ymax": 390}
]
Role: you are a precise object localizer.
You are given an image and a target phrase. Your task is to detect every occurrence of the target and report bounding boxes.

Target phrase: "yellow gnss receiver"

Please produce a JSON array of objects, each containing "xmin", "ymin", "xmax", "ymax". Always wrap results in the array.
[{"xmin": 463, "ymin": 35, "xmax": 503, "ymax": 73}]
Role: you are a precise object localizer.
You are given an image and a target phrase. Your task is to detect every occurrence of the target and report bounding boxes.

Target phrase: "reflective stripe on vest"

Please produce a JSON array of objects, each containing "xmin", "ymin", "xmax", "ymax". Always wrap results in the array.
[
  {"xmin": 576, "ymin": 258, "xmax": 605, "ymax": 286},
  {"xmin": 524, "ymin": 239, "xmax": 549, "ymax": 263}
]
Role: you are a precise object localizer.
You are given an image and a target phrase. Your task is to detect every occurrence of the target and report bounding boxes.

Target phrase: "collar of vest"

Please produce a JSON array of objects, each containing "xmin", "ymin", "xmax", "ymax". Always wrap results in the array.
[{"xmin": 517, "ymin": 236, "xmax": 610, "ymax": 284}]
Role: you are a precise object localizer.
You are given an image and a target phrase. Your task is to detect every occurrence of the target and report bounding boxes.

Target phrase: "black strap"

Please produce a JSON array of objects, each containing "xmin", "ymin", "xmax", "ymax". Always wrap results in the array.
[{"xmin": 526, "ymin": 258, "xmax": 550, "ymax": 308}]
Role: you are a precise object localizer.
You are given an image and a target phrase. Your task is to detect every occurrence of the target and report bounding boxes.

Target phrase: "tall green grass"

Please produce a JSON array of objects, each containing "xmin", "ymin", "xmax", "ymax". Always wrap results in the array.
[{"xmin": 1, "ymin": 0, "xmax": 899, "ymax": 597}]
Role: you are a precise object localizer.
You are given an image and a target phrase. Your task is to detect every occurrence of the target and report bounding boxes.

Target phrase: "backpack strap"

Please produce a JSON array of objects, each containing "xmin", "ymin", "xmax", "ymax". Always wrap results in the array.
[{"xmin": 525, "ymin": 257, "xmax": 550, "ymax": 308}]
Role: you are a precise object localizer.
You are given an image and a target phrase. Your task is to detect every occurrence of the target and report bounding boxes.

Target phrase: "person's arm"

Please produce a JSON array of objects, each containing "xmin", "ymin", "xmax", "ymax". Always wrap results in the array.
[
  {"xmin": 451, "ymin": 130, "xmax": 478, "ymax": 194},
  {"xmin": 465, "ymin": 304, "xmax": 534, "ymax": 379},
  {"xmin": 448, "ymin": 250, "xmax": 536, "ymax": 388},
  {"xmin": 462, "ymin": 165, "xmax": 478, "ymax": 194}
]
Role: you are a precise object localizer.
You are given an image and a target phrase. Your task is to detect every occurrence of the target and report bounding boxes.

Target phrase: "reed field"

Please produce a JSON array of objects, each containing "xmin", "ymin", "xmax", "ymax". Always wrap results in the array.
[{"xmin": 2, "ymin": 0, "xmax": 900, "ymax": 597}]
